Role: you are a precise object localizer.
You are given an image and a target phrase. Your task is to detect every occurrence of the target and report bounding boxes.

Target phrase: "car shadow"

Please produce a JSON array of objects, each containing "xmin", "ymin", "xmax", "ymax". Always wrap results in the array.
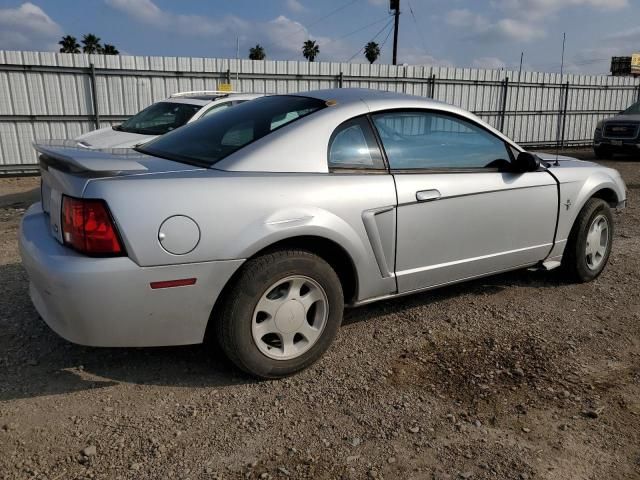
[
  {"xmin": 0, "ymin": 261, "xmax": 565, "ymax": 401},
  {"xmin": 0, "ymin": 262, "xmax": 252, "ymax": 402},
  {"xmin": 0, "ymin": 187, "xmax": 40, "ymax": 209}
]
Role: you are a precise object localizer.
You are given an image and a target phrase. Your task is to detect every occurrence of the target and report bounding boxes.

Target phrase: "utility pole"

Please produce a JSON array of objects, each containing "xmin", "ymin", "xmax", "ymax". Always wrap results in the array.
[{"xmin": 391, "ymin": 0, "xmax": 400, "ymax": 65}]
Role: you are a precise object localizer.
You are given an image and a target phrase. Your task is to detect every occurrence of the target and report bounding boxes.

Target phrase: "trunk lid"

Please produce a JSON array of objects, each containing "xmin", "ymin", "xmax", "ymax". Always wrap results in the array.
[{"xmin": 35, "ymin": 140, "xmax": 204, "ymax": 244}]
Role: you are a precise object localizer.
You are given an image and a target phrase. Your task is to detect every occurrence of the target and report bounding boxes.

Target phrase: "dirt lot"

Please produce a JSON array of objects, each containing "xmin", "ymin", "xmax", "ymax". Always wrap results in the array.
[{"xmin": 0, "ymin": 150, "xmax": 638, "ymax": 480}]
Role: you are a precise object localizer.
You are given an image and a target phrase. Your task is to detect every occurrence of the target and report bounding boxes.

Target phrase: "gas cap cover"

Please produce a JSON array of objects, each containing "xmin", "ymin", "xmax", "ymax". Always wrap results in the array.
[{"xmin": 158, "ymin": 215, "xmax": 200, "ymax": 255}]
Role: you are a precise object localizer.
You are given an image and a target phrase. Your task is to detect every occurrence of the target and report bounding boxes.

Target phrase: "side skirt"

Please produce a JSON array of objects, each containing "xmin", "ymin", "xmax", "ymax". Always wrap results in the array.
[{"xmin": 348, "ymin": 261, "xmax": 539, "ymax": 308}]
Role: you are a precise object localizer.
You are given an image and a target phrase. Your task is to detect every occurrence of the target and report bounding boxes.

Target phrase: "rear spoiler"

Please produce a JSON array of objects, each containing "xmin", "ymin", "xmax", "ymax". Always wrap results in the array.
[{"xmin": 33, "ymin": 140, "xmax": 148, "ymax": 173}]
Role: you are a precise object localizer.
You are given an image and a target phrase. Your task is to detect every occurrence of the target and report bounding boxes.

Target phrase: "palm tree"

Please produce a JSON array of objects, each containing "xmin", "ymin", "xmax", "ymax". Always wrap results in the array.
[
  {"xmin": 364, "ymin": 41, "xmax": 380, "ymax": 64},
  {"xmin": 102, "ymin": 44, "xmax": 119, "ymax": 55},
  {"xmin": 58, "ymin": 35, "xmax": 80, "ymax": 54},
  {"xmin": 82, "ymin": 34, "xmax": 102, "ymax": 54},
  {"xmin": 302, "ymin": 40, "xmax": 319, "ymax": 62},
  {"xmin": 249, "ymin": 44, "xmax": 266, "ymax": 60}
]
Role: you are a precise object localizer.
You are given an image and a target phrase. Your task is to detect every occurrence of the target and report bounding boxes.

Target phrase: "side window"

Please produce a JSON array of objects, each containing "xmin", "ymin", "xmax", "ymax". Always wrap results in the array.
[
  {"xmin": 328, "ymin": 117, "xmax": 385, "ymax": 170},
  {"xmin": 221, "ymin": 120, "xmax": 254, "ymax": 146},
  {"xmin": 201, "ymin": 102, "xmax": 233, "ymax": 118},
  {"xmin": 271, "ymin": 111, "xmax": 299, "ymax": 130},
  {"xmin": 371, "ymin": 110, "xmax": 512, "ymax": 170}
]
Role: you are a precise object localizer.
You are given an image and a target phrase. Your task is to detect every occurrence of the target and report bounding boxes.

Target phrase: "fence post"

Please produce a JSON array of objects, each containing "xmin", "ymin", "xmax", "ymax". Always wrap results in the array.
[
  {"xmin": 226, "ymin": 68, "xmax": 231, "ymax": 84},
  {"xmin": 88, "ymin": 63, "xmax": 100, "ymax": 130},
  {"xmin": 560, "ymin": 81, "xmax": 570, "ymax": 149},
  {"xmin": 338, "ymin": 71, "xmax": 343, "ymax": 88},
  {"xmin": 429, "ymin": 73, "xmax": 436, "ymax": 99},
  {"xmin": 637, "ymin": 83, "xmax": 640, "ymax": 102},
  {"xmin": 499, "ymin": 77, "xmax": 509, "ymax": 132}
]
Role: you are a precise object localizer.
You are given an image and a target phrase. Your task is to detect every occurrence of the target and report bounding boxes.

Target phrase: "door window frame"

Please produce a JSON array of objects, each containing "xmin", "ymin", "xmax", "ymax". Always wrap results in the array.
[{"xmin": 368, "ymin": 108, "xmax": 521, "ymax": 174}]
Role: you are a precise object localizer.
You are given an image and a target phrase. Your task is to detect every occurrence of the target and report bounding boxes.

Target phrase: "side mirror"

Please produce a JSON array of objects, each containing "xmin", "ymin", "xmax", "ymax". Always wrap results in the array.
[{"xmin": 513, "ymin": 152, "xmax": 541, "ymax": 173}]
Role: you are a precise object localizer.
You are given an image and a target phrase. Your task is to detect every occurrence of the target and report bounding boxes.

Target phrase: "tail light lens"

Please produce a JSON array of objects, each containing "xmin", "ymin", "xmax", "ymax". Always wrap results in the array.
[{"xmin": 61, "ymin": 196, "xmax": 124, "ymax": 256}]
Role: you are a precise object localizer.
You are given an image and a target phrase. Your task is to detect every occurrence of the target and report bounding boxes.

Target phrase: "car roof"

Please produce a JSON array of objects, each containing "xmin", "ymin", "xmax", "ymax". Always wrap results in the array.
[{"xmin": 297, "ymin": 87, "xmax": 450, "ymax": 111}]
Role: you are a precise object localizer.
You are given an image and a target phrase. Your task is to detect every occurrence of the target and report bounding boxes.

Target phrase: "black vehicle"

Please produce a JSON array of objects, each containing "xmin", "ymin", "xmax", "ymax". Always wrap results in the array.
[{"xmin": 594, "ymin": 101, "xmax": 640, "ymax": 158}]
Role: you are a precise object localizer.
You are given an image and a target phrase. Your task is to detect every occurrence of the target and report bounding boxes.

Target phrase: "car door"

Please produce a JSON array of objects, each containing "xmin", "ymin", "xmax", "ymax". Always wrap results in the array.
[{"xmin": 370, "ymin": 109, "xmax": 558, "ymax": 293}]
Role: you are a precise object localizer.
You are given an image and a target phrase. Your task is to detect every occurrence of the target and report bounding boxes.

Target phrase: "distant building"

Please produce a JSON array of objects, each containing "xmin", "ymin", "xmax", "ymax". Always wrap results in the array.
[{"xmin": 611, "ymin": 54, "xmax": 640, "ymax": 76}]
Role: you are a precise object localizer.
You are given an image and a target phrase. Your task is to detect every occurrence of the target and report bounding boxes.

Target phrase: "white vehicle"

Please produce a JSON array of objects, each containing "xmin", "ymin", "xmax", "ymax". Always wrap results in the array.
[{"xmin": 75, "ymin": 91, "xmax": 264, "ymax": 149}]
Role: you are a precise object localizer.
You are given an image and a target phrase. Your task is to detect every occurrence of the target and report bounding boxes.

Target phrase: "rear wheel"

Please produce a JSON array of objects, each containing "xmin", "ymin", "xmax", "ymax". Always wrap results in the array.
[
  {"xmin": 215, "ymin": 249, "xmax": 344, "ymax": 379},
  {"xmin": 562, "ymin": 198, "xmax": 613, "ymax": 282}
]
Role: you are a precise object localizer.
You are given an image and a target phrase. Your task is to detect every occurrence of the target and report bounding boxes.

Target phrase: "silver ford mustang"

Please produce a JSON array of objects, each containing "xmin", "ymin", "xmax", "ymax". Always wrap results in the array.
[{"xmin": 20, "ymin": 88, "xmax": 626, "ymax": 378}]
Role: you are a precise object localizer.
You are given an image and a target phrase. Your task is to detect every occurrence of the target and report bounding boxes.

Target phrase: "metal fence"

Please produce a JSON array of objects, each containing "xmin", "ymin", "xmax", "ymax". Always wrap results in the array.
[{"xmin": 1, "ymin": 50, "xmax": 639, "ymax": 173}]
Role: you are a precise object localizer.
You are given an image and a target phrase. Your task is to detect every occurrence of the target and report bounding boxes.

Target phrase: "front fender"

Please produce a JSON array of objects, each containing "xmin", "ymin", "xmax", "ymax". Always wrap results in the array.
[{"xmin": 549, "ymin": 167, "xmax": 625, "ymax": 259}]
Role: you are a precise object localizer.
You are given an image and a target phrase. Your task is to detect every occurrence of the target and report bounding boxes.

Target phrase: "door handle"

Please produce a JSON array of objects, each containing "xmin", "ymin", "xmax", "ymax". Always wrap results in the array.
[{"xmin": 416, "ymin": 189, "xmax": 441, "ymax": 202}]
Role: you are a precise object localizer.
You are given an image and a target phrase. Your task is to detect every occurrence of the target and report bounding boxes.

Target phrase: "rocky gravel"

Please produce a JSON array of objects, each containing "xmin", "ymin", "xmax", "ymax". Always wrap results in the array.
[{"xmin": 0, "ymin": 150, "xmax": 639, "ymax": 480}]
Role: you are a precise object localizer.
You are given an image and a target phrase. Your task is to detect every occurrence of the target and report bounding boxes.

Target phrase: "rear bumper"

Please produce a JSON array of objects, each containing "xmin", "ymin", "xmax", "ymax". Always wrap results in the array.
[{"xmin": 19, "ymin": 203, "xmax": 244, "ymax": 347}]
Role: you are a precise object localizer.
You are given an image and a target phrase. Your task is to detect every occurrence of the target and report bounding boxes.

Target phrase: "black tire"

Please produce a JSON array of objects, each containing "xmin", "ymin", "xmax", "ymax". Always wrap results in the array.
[
  {"xmin": 215, "ymin": 249, "xmax": 344, "ymax": 379},
  {"xmin": 562, "ymin": 198, "xmax": 613, "ymax": 283},
  {"xmin": 593, "ymin": 146, "xmax": 611, "ymax": 159}
]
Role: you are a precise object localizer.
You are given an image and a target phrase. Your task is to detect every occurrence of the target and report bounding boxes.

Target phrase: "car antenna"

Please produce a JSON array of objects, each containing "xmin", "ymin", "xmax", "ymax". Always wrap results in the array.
[{"xmin": 554, "ymin": 32, "xmax": 566, "ymax": 167}]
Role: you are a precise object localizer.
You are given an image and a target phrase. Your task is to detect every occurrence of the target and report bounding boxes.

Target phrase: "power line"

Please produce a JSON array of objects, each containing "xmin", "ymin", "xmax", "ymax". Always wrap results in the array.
[
  {"xmin": 407, "ymin": 0, "xmax": 428, "ymax": 56},
  {"xmin": 347, "ymin": 17, "xmax": 395, "ymax": 62},
  {"xmin": 378, "ymin": 18, "xmax": 395, "ymax": 49},
  {"xmin": 305, "ymin": 0, "xmax": 362, "ymax": 30},
  {"xmin": 336, "ymin": 15, "xmax": 393, "ymax": 40},
  {"xmin": 258, "ymin": 0, "xmax": 362, "ymax": 54}
]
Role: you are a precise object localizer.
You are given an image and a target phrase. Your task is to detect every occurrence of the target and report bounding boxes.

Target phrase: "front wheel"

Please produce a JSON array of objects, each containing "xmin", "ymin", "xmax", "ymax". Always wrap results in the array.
[
  {"xmin": 215, "ymin": 249, "xmax": 344, "ymax": 379},
  {"xmin": 562, "ymin": 198, "xmax": 614, "ymax": 282}
]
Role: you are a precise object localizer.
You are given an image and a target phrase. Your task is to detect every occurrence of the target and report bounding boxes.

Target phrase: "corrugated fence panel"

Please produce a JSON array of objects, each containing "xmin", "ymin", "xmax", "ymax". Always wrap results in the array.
[{"xmin": 0, "ymin": 50, "xmax": 639, "ymax": 166}]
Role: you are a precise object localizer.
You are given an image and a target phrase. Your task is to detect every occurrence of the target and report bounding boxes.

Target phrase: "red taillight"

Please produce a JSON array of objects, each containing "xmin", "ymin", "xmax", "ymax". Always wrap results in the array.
[{"xmin": 61, "ymin": 196, "xmax": 124, "ymax": 256}]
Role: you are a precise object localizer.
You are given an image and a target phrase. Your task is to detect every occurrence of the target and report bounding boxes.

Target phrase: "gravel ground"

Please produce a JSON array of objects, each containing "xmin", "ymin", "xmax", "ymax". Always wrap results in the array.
[{"xmin": 0, "ymin": 150, "xmax": 638, "ymax": 480}]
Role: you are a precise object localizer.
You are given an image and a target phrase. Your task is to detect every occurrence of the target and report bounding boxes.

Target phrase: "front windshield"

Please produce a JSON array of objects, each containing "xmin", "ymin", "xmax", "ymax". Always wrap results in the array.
[
  {"xmin": 116, "ymin": 102, "xmax": 201, "ymax": 135},
  {"xmin": 137, "ymin": 96, "xmax": 326, "ymax": 167},
  {"xmin": 623, "ymin": 101, "xmax": 640, "ymax": 115}
]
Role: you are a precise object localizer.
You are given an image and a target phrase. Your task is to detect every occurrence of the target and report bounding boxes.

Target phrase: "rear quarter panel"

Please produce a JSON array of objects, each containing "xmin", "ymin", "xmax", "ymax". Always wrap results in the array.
[{"xmin": 83, "ymin": 171, "xmax": 398, "ymax": 301}]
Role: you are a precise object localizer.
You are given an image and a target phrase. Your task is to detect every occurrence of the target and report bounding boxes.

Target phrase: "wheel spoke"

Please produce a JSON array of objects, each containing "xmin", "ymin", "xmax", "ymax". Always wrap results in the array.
[
  {"xmin": 285, "ymin": 277, "xmax": 306, "ymax": 301},
  {"xmin": 299, "ymin": 289, "xmax": 324, "ymax": 313},
  {"xmin": 254, "ymin": 319, "xmax": 279, "ymax": 341},
  {"xmin": 298, "ymin": 322, "xmax": 321, "ymax": 344},
  {"xmin": 280, "ymin": 331, "xmax": 297, "ymax": 357},
  {"xmin": 255, "ymin": 296, "xmax": 281, "ymax": 318}
]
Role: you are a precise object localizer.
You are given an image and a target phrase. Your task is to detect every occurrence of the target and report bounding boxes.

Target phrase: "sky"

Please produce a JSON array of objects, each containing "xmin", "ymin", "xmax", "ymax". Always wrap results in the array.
[{"xmin": 0, "ymin": 0, "xmax": 638, "ymax": 74}]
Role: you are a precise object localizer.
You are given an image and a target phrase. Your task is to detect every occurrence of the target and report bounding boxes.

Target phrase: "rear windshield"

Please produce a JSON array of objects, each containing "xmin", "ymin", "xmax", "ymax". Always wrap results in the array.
[
  {"xmin": 116, "ymin": 102, "xmax": 201, "ymax": 135},
  {"xmin": 137, "ymin": 96, "xmax": 326, "ymax": 167},
  {"xmin": 623, "ymin": 101, "xmax": 640, "ymax": 115}
]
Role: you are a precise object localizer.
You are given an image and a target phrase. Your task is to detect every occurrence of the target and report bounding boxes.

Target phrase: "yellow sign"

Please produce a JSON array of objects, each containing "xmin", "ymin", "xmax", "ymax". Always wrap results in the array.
[
  {"xmin": 631, "ymin": 53, "xmax": 640, "ymax": 74},
  {"xmin": 218, "ymin": 83, "xmax": 233, "ymax": 92}
]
